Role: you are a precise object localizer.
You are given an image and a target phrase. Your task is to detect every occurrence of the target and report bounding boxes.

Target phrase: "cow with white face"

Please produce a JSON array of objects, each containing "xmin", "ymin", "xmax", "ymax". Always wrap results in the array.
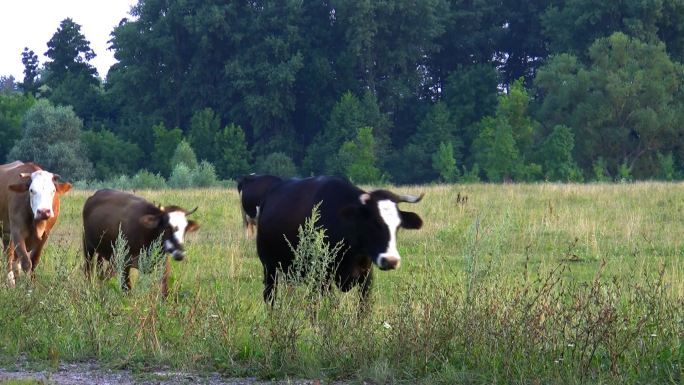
[
  {"xmin": 82, "ymin": 189, "xmax": 199, "ymax": 297},
  {"xmin": 256, "ymin": 176, "xmax": 424, "ymax": 307},
  {"xmin": 0, "ymin": 161, "xmax": 72, "ymax": 287}
]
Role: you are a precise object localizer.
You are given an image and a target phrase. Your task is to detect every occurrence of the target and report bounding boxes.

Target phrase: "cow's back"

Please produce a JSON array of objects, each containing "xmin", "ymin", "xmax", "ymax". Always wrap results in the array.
[
  {"xmin": 83, "ymin": 189, "xmax": 156, "ymax": 257},
  {"xmin": 239, "ymin": 175, "xmax": 282, "ymax": 218},
  {"xmin": 256, "ymin": 177, "xmax": 361, "ymax": 269}
]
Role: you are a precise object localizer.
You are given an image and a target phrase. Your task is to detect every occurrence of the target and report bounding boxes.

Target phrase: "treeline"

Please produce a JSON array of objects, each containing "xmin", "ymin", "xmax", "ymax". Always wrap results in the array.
[{"xmin": 2, "ymin": 0, "xmax": 684, "ymax": 184}]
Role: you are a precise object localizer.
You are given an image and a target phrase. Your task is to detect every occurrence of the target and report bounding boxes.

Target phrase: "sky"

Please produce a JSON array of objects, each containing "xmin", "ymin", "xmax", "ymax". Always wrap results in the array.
[{"xmin": 0, "ymin": 0, "xmax": 138, "ymax": 81}]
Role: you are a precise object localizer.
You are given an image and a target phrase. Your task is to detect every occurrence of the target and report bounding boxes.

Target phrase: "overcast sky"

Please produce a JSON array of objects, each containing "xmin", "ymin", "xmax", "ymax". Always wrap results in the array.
[{"xmin": 0, "ymin": 0, "xmax": 138, "ymax": 81}]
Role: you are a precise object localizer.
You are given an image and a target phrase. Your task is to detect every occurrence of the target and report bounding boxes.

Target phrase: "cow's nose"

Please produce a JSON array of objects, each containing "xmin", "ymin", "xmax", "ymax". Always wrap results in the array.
[
  {"xmin": 36, "ymin": 208, "xmax": 52, "ymax": 220},
  {"xmin": 172, "ymin": 249, "xmax": 186, "ymax": 261},
  {"xmin": 378, "ymin": 255, "xmax": 401, "ymax": 270}
]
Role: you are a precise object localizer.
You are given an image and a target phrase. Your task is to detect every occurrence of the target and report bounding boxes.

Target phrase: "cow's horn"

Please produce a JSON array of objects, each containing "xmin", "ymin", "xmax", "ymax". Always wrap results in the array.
[
  {"xmin": 52, "ymin": 173, "xmax": 61, "ymax": 181},
  {"xmin": 19, "ymin": 172, "xmax": 31, "ymax": 179},
  {"xmin": 397, "ymin": 193, "xmax": 424, "ymax": 203},
  {"xmin": 186, "ymin": 206, "xmax": 198, "ymax": 215}
]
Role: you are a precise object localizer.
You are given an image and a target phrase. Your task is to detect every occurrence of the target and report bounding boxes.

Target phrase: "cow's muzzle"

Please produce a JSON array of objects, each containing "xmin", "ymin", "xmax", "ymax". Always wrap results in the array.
[
  {"xmin": 164, "ymin": 240, "xmax": 186, "ymax": 261},
  {"xmin": 377, "ymin": 255, "xmax": 401, "ymax": 270},
  {"xmin": 35, "ymin": 208, "xmax": 53, "ymax": 220}
]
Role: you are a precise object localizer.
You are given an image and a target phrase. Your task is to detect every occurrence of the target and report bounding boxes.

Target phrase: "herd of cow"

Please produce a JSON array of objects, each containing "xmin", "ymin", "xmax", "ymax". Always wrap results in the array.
[{"xmin": 0, "ymin": 161, "xmax": 424, "ymax": 305}]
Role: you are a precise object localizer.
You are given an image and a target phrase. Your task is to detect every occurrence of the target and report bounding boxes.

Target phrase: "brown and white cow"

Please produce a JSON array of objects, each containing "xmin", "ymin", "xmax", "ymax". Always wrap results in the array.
[
  {"xmin": 82, "ymin": 189, "xmax": 199, "ymax": 297},
  {"xmin": 0, "ymin": 161, "xmax": 72, "ymax": 287}
]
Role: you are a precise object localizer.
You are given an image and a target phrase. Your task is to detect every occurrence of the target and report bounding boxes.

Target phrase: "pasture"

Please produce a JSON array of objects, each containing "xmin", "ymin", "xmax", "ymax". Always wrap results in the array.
[{"xmin": 0, "ymin": 183, "xmax": 682, "ymax": 384}]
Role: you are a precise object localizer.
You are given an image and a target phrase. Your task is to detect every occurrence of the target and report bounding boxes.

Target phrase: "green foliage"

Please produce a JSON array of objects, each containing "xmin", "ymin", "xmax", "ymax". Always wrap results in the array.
[
  {"xmin": 188, "ymin": 108, "xmax": 221, "ymax": 163},
  {"xmin": 131, "ymin": 170, "xmax": 167, "ymax": 189},
  {"xmin": 254, "ymin": 152, "xmax": 298, "ymax": 178},
  {"xmin": 460, "ymin": 164, "xmax": 481, "ymax": 183},
  {"xmin": 168, "ymin": 163, "xmax": 194, "ymax": 188},
  {"xmin": 192, "ymin": 161, "xmax": 218, "ymax": 187},
  {"xmin": 82, "ymin": 128, "xmax": 142, "ymax": 180},
  {"xmin": 432, "ymin": 142, "xmax": 457, "ymax": 182},
  {"xmin": 20, "ymin": 48, "xmax": 40, "ymax": 96},
  {"xmin": 593, "ymin": 158, "xmax": 611, "ymax": 182},
  {"xmin": 171, "ymin": 140, "xmax": 199, "ymax": 170},
  {"xmin": 535, "ymin": 32, "xmax": 684, "ymax": 179},
  {"xmin": 656, "ymin": 152, "xmax": 675, "ymax": 181},
  {"xmin": 304, "ymin": 91, "xmax": 390, "ymax": 176},
  {"xmin": 151, "ymin": 123, "xmax": 183, "ymax": 177},
  {"xmin": 8, "ymin": 99, "xmax": 92, "ymax": 180},
  {"xmin": 539, "ymin": 125, "xmax": 582, "ymax": 182},
  {"xmin": 338, "ymin": 127, "xmax": 381, "ymax": 184},
  {"xmin": 214, "ymin": 123, "xmax": 251, "ymax": 180},
  {"xmin": 472, "ymin": 79, "xmax": 543, "ymax": 182},
  {"xmin": 0, "ymin": 92, "xmax": 34, "ymax": 161}
]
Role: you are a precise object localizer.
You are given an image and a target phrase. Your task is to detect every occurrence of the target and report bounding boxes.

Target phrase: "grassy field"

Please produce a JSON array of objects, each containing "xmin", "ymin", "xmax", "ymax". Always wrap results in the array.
[{"xmin": 0, "ymin": 183, "xmax": 682, "ymax": 384}]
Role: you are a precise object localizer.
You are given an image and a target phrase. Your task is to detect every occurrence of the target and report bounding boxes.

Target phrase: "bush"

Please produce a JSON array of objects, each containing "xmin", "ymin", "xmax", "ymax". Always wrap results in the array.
[
  {"xmin": 168, "ymin": 163, "xmax": 193, "ymax": 188},
  {"xmin": 171, "ymin": 140, "xmax": 198, "ymax": 170},
  {"xmin": 192, "ymin": 161, "xmax": 218, "ymax": 187},
  {"xmin": 255, "ymin": 152, "xmax": 298, "ymax": 178},
  {"xmin": 131, "ymin": 170, "xmax": 167, "ymax": 189}
]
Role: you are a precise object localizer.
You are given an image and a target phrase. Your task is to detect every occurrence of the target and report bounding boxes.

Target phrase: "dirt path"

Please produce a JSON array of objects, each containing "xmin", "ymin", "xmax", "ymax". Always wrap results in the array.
[{"xmin": 0, "ymin": 362, "xmax": 328, "ymax": 385}]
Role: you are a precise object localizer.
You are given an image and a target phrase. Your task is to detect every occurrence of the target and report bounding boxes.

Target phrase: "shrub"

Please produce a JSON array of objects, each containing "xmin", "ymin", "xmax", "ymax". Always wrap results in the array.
[
  {"xmin": 192, "ymin": 161, "xmax": 218, "ymax": 187},
  {"xmin": 131, "ymin": 170, "xmax": 167, "ymax": 189},
  {"xmin": 168, "ymin": 163, "xmax": 193, "ymax": 188},
  {"xmin": 255, "ymin": 152, "xmax": 298, "ymax": 178}
]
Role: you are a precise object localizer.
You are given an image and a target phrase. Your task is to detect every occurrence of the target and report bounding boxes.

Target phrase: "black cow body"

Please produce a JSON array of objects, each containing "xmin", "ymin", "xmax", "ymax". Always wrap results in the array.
[
  {"xmin": 237, "ymin": 174, "xmax": 282, "ymax": 237},
  {"xmin": 256, "ymin": 176, "xmax": 423, "ymax": 305}
]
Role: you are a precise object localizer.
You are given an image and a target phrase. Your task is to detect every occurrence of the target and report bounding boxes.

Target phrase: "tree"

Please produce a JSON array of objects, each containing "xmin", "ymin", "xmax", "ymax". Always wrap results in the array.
[
  {"xmin": 535, "ymin": 32, "xmax": 684, "ymax": 178},
  {"xmin": 471, "ymin": 79, "xmax": 543, "ymax": 182},
  {"xmin": 20, "ymin": 48, "xmax": 40, "ymax": 96},
  {"xmin": 255, "ymin": 152, "xmax": 298, "ymax": 178},
  {"xmin": 538, "ymin": 125, "xmax": 581, "ymax": 181},
  {"xmin": 43, "ymin": 18, "xmax": 103, "ymax": 126},
  {"xmin": 188, "ymin": 108, "xmax": 221, "ymax": 163},
  {"xmin": 432, "ymin": 142, "xmax": 457, "ymax": 182},
  {"xmin": 171, "ymin": 140, "xmax": 199, "ymax": 170},
  {"xmin": 82, "ymin": 128, "xmax": 142, "ymax": 180},
  {"xmin": 338, "ymin": 127, "xmax": 381, "ymax": 184},
  {"xmin": 401, "ymin": 102, "xmax": 461, "ymax": 183},
  {"xmin": 0, "ymin": 93, "xmax": 34, "ymax": 161},
  {"xmin": 215, "ymin": 123, "xmax": 251, "ymax": 180},
  {"xmin": 151, "ymin": 123, "xmax": 183, "ymax": 177},
  {"xmin": 8, "ymin": 99, "xmax": 92, "ymax": 180}
]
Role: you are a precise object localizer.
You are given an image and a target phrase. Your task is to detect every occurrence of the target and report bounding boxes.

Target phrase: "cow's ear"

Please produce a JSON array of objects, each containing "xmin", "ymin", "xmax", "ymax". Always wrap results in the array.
[
  {"xmin": 8, "ymin": 183, "xmax": 29, "ymax": 193},
  {"xmin": 139, "ymin": 214, "xmax": 160, "ymax": 229},
  {"xmin": 400, "ymin": 210, "xmax": 423, "ymax": 230},
  {"xmin": 56, "ymin": 182, "xmax": 72, "ymax": 194},
  {"xmin": 186, "ymin": 220, "xmax": 200, "ymax": 233}
]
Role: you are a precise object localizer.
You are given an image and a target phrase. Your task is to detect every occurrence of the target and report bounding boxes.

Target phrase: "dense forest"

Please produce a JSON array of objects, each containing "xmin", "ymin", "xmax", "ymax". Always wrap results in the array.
[{"xmin": 2, "ymin": 0, "xmax": 684, "ymax": 184}]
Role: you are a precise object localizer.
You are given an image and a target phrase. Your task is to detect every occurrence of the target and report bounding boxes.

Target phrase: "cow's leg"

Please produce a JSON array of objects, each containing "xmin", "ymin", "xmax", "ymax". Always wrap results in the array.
[
  {"xmin": 2, "ymin": 237, "xmax": 15, "ymax": 288},
  {"xmin": 160, "ymin": 255, "xmax": 170, "ymax": 298},
  {"xmin": 121, "ymin": 264, "xmax": 132, "ymax": 293},
  {"xmin": 358, "ymin": 268, "xmax": 374, "ymax": 315},
  {"xmin": 10, "ymin": 232, "xmax": 31, "ymax": 274},
  {"xmin": 263, "ymin": 264, "xmax": 278, "ymax": 306},
  {"xmin": 29, "ymin": 238, "xmax": 48, "ymax": 280},
  {"xmin": 83, "ymin": 234, "xmax": 95, "ymax": 280}
]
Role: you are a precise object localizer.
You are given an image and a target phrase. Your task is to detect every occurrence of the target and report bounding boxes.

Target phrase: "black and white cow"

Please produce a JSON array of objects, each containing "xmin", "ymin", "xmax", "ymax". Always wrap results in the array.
[{"xmin": 256, "ymin": 176, "xmax": 423, "ymax": 306}]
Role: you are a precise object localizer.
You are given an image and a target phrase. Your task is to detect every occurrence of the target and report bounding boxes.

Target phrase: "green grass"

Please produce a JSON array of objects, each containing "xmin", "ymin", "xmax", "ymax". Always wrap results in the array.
[{"xmin": 0, "ymin": 183, "xmax": 682, "ymax": 384}]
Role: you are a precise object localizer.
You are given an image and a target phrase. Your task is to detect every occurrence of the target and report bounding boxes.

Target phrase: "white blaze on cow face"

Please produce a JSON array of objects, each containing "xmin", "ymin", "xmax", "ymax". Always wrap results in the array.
[
  {"xmin": 376, "ymin": 199, "xmax": 402, "ymax": 269},
  {"xmin": 167, "ymin": 211, "xmax": 189, "ymax": 246},
  {"xmin": 27, "ymin": 171, "xmax": 56, "ymax": 220}
]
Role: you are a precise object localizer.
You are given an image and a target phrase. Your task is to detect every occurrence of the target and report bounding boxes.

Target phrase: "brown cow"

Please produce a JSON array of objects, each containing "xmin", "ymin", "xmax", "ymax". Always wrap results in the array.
[
  {"xmin": 82, "ymin": 189, "xmax": 199, "ymax": 297},
  {"xmin": 0, "ymin": 161, "xmax": 72, "ymax": 287}
]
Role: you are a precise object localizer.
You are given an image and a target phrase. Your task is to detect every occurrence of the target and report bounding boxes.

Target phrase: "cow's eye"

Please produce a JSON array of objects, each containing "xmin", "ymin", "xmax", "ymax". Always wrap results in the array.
[
  {"xmin": 29, "ymin": 189, "xmax": 35, "ymax": 194},
  {"xmin": 173, "ymin": 226, "xmax": 179, "ymax": 232}
]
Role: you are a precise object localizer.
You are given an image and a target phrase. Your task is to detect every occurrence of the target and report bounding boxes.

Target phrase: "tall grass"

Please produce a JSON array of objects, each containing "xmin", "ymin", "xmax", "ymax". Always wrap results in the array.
[{"xmin": 0, "ymin": 183, "xmax": 681, "ymax": 384}]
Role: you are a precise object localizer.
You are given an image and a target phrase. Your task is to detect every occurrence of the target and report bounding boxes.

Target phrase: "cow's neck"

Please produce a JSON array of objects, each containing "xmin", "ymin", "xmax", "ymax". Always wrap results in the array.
[{"xmin": 34, "ymin": 219, "xmax": 48, "ymax": 239}]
